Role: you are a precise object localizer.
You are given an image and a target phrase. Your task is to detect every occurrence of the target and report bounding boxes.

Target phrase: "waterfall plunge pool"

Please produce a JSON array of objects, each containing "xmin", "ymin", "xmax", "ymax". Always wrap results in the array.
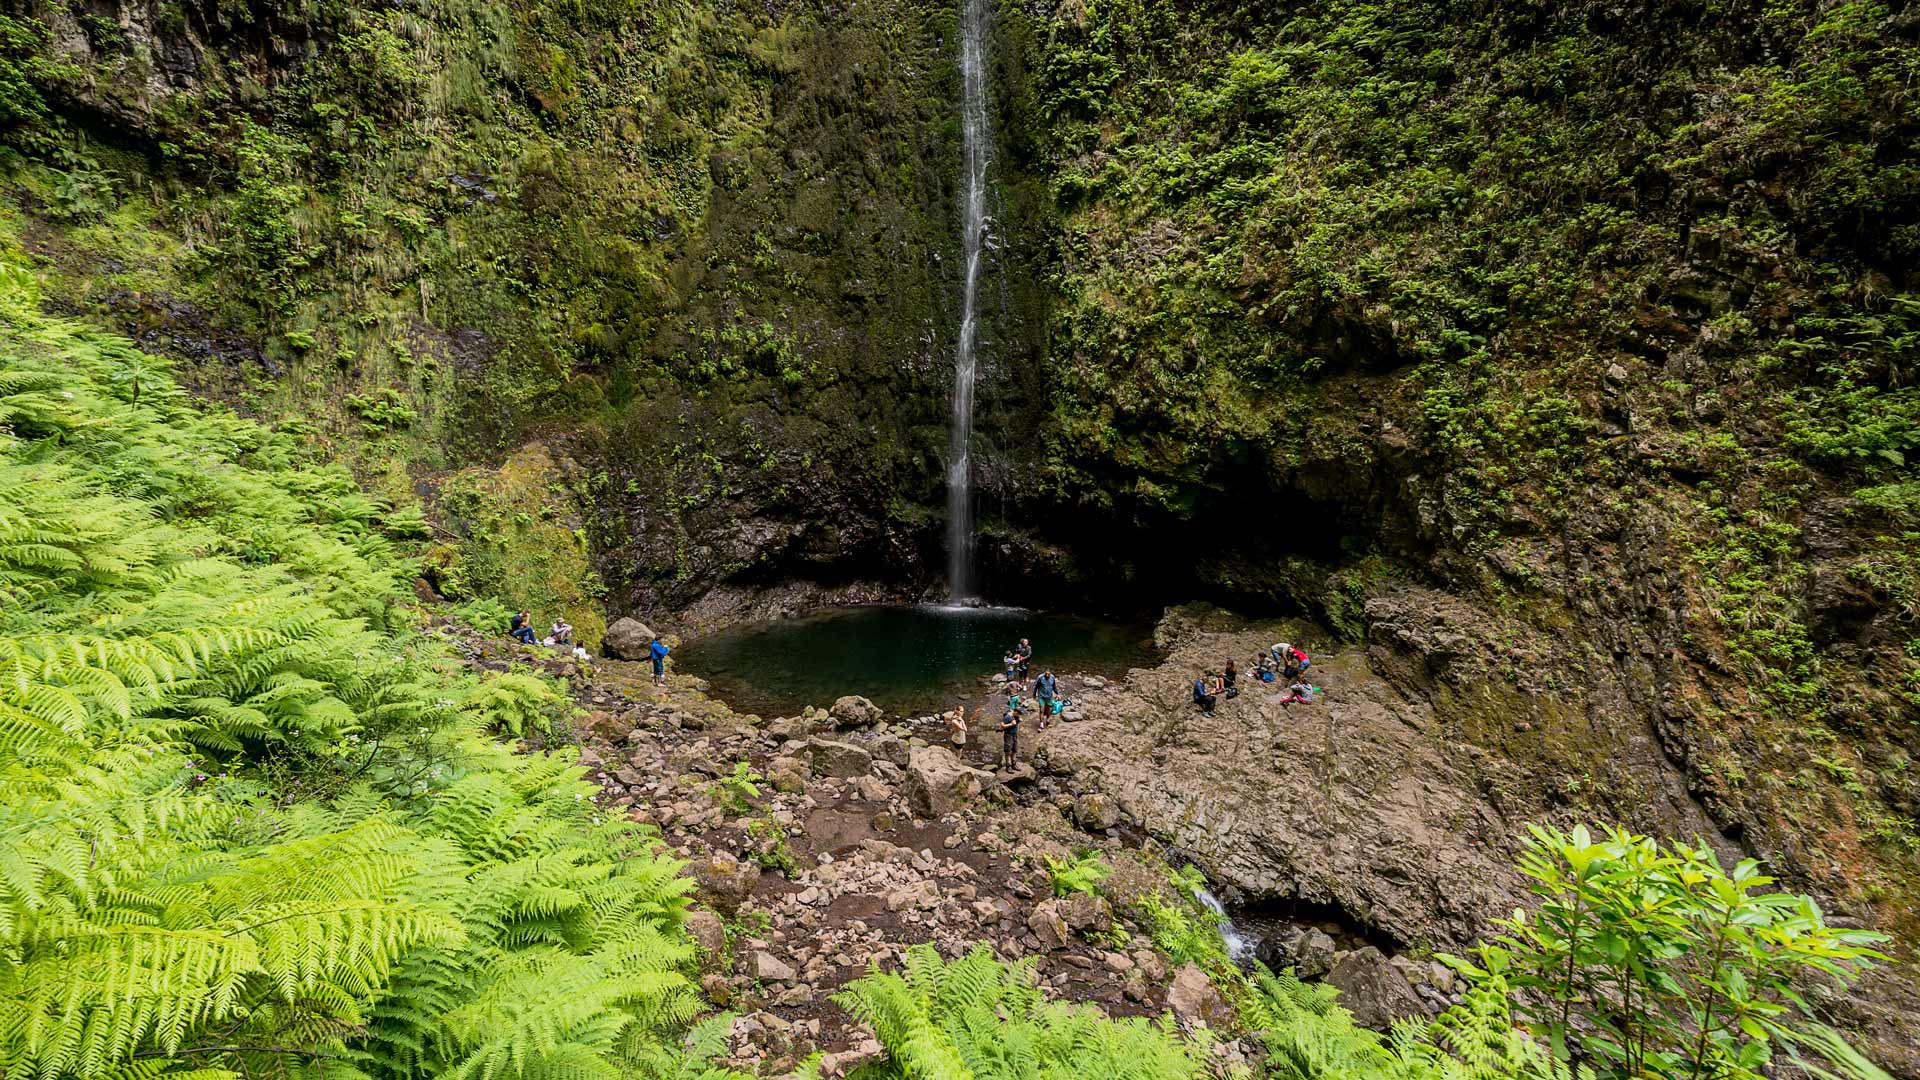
[{"xmin": 675, "ymin": 605, "xmax": 1158, "ymax": 718}]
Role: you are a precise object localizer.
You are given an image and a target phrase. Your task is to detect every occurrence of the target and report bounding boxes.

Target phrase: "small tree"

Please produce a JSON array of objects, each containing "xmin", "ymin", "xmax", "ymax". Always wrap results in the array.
[{"xmin": 1452, "ymin": 825, "xmax": 1888, "ymax": 1080}]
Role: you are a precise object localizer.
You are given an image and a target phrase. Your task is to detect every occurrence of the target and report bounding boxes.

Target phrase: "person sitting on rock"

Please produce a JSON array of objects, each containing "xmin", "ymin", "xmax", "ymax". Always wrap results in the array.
[
  {"xmin": 1032, "ymin": 669, "xmax": 1059, "ymax": 727},
  {"xmin": 1280, "ymin": 681, "xmax": 1316, "ymax": 705},
  {"xmin": 1192, "ymin": 672, "xmax": 1218, "ymax": 716},
  {"xmin": 1255, "ymin": 651, "xmax": 1278, "ymax": 682},
  {"xmin": 998, "ymin": 700, "xmax": 1020, "ymax": 770},
  {"xmin": 509, "ymin": 610, "xmax": 537, "ymax": 645},
  {"xmin": 1014, "ymin": 638, "xmax": 1033, "ymax": 678},
  {"xmin": 648, "ymin": 634, "xmax": 670, "ymax": 685},
  {"xmin": 549, "ymin": 619, "xmax": 573, "ymax": 647},
  {"xmin": 1221, "ymin": 662, "xmax": 1238, "ymax": 699}
]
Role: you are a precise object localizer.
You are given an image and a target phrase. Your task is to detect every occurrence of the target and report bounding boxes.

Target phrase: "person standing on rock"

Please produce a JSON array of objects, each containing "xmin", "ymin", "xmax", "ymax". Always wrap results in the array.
[
  {"xmin": 648, "ymin": 634, "xmax": 670, "ymax": 685},
  {"xmin": 1032, "ymin": 669, "xmax": 1058, "ymax": 728},
  {"xmin": 1014, "ymin": 638, "xmax": 1032, "ymax": 679},
  {"xmin": 998, "ymin": 698, "xmax": 1020, "ymax": 770}
]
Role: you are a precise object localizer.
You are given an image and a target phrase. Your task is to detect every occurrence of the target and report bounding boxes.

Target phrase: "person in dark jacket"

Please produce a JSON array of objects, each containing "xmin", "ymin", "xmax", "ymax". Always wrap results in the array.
[
  {"xmin": 509, "ymin": 611, "xmax": 536, "ymax": 644},
  {"xmin": 1221, "ymin": 662, "xmax": 1238, "ymax": 699},
  {"xmin": 998, "ymin": 702, "xmax": 1020, "ymax": 770}
]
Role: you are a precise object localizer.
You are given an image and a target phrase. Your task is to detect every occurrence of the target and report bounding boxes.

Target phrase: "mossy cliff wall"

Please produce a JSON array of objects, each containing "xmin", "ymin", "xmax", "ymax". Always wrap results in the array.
[
  {"xmin": 1, "ymin": 0, "xmax": 1057, "ymax": 617},
  {"xmin": 990, "ymin": 0, "xmax": 1920, "ymax": 943}
]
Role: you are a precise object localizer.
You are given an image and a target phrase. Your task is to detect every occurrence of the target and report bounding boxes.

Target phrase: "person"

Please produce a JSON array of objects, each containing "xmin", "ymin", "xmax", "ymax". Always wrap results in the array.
[
  {"xmin": 1276, "ymin": 642, "xmax": 1310, "ymax": 681},
  {"xmin": 1255, "ymin": 651, "xmax": 1278, "ymax": 682},
  {"xmin": 549, "ymin": 619, "xmax": 573, "ymax": 647},
  {"xmin": 1032, "ymin": 669, "xmax": 1059, "ymax": 727},
  {"xmin": 1014, "ymin": 638, "xmax": 1033, "ymax": 679},
  {"xmin": 1221, "ymin": 662, "xmax": 1238, "ymax": 699},
  {"xmin": 1192, "ymin": 671, "xmax": 1217, "ymax": 716},
  {"xmin": 648, "ymin": 634, "xmax": 670, "ymax": 685},
  {"xmin": 1280, "ymin": 681, "xmax": 1315, "ymax": 705},
  {"xmin": 998, "ymin": 699, "xmax": 1020, "ymax": 770},
  {"xmin": 509, "ymin": 610, "xmax": 536, "ymax": 645},
  {"xmin": 944, "ymin": 706, "xmax": 968, "ymax": 747}
]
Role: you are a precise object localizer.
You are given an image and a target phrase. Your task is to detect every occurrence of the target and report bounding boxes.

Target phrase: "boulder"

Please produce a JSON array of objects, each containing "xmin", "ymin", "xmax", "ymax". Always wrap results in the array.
[
  {"xmin": 767, "ymin": 755, "xmax": 811, "ymax": 794},
  {"xmin": 904, "ymin": 745, "xmax": 991, "ymax": 817},
  {"xmin": 688, "ymin": 851, "xmax": 760, "ymax": 915},
  {"xmin": 871, "ymin": 732, "xmax": 911, "ymax": 767},
  {"xmin": 1027, "ymin": 902, "xmax": 1071, "ymax": 950},
  {"xmin": 1060, "ymin": 892, "xmax": 1113, "ymax": 933},
  {"xmin": 603, "ymin": 617, "xmax": 656, "ymax": 659},
  {"xmin": 805, "ymin": 738, "xmax": 874, "ymax": 779},
  {"xmin": 1256, "ymin": 926, "xmax": 1337, "ymax": 980},
  {"xmin": 1167, "ymin": 963, "xmax": 1232, "ymax": 1028},
  {"xmin": 753, "ymin": 951, "xmax": 796, "ymax": 982},
  {"xmin": 831, "ymin": 695, "xmax": 883, "ymax": 728},
  {"xmin": 1073, "ymin": 793, "xmax": 1120, "ymax": 831},
  {"xmin": 1326, "ymin": 947, "xmax": 1431, "ymax": 1029},
  {"xmin": 685, "ymin": 910, "xmax": 727, "ymax": 969}
]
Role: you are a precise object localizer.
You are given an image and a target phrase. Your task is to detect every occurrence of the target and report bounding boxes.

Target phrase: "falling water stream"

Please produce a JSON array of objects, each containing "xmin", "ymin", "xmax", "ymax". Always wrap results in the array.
[
  {"xmin": 946, "ymin": 0, "xmax": 994, "ymax": 603},
  {"xmin": 1196, "ymin": 886, "xmax": 1258, "ymax": 964}
]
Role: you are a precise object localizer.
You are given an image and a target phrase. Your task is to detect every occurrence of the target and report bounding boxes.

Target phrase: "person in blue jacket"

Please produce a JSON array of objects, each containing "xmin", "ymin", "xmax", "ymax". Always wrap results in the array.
[
  {"xmin": 648, "ymin": 635, "xmax": 670, "ymax": 685},
  {"xmin": 1192, "ymin": 671, "xmax": 1217, "ymax": 716}
]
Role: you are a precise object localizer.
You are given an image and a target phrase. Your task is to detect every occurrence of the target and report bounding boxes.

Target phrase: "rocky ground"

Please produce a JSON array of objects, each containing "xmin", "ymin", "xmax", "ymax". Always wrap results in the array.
[
  {"xmin": 440, "ymin": 603, "xmax": 1919, "ymax": 1076},
  {"xmin": 439, "ymin": 615, "xmax": 1474, "ymax": 1074}
]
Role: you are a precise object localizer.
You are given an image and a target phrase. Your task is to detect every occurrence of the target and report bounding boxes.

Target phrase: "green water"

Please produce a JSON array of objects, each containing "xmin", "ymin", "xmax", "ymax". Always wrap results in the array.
[{"xmin": 677, "ymin": 605, "xmax": 1158, "ymax": 718}]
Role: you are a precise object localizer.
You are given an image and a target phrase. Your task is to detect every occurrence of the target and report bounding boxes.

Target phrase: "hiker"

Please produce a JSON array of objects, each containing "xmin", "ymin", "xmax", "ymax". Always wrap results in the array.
[
  {"xmin": 999, "ymin": 699, "xmax": 1020, "ymax": 770},
  {"xmin": 548, "ymin": 619, "xmax": 573, "ymax": 647},
  {"xmin": 1255, "ymin": 651, "xmax": 1278, "ymax": 682},
  {"xmin": 1014, "ymin": 638, "xmax": 1033, "ymax": 678},
  {"xmin": 648, "ymin": 634, "xmax": 670, "ymax": 685},
  {"xmin": 1192, "ymin": 671, "xmax": 1217, "ymax": 716},
  {"xmin": 1032, "ymin": 669, "xmax": 1059, "ymax": 727},
  {"xmin": 509, "ymin": 610, "xmax": 536, "ymax": 645},
  {"xmin": 1221, "ymin": 662, "xmax": 1238, "ymax": 700},
  {"xmin": 1002, "ymin": 651, "xmax": 1019, "ymax": 682},
  {"xmin": 1276, "ymin": 642, "xmax": 1310, "ymax": 680},
  {"xmin": 944, "ymin": 706, "xmax": 968, "ymax": 747},
  {"xmin": 1280, "ymin": 680, "xmax": 1315, "ymax": 706}
]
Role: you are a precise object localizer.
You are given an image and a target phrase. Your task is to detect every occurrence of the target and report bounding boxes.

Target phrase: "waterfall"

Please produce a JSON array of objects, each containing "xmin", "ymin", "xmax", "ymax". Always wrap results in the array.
[
  {"xmin": 946, "ymin": 0, "xmax": 994, "ymax": 604},
  {"xmin": 1196, "ymin": 886, "xmax": 1258, "ymax": 964}
]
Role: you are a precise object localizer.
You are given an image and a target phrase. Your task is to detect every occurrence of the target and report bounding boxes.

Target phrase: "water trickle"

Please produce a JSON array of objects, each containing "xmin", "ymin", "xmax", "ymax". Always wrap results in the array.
[
  {"xmin": 1196, "ymin": 886, "xmax": 1258, "ymax": 964},
  {"xmin": 947, "ymin": 0, "xmax": 994, "ymax": 603}
]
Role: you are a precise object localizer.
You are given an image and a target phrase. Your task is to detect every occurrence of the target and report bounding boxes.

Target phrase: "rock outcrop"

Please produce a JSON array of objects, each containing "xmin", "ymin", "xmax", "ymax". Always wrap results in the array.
[
  {"xmin": 603, "ymin": 618, "xmax": 657, "ymax": 660},
  {"xmin": 904, "ymin": 746, "xmax": 992, "ymax": 818}
]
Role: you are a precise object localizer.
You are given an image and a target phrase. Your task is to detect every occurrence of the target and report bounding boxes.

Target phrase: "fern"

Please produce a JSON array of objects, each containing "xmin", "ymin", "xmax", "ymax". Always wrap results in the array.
[
  {"xmin": 835, "ymin": 943, "xmax": 1206, "ymax": 1080},
  {"xmin": 0, "ymin": 264, "xmax": 706, "ymax": 1080}
]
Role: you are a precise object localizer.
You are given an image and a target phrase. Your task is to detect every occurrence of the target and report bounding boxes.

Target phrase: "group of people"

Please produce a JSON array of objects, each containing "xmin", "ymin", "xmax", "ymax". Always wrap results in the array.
[
  {"xmin": 1192, "ymin": 641, "xmax": 1317, "ymax": 717},
  {"xmin": 968, "ymin": 638, "xmax": 1071, "ymax": 770},
  {"xmin": 505, "ymin": 610, "xmax": 669, "ymax": 683}
]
